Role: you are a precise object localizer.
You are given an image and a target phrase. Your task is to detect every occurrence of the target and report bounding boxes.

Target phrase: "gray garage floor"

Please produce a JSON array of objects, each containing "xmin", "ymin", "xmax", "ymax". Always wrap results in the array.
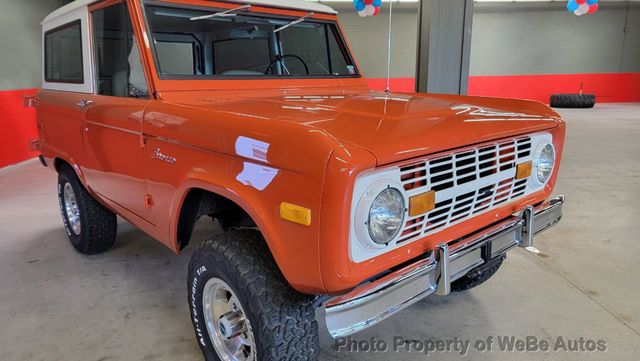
[{"xmin": 1, "ymin": 104, "xmax": 639, "ymax": 360}]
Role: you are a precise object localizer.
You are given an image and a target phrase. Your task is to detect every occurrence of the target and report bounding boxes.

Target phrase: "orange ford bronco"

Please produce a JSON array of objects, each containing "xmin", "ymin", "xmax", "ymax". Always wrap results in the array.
[{"xmin": 32, "ymin": 0, "xmax": 565, "ymax": 360}]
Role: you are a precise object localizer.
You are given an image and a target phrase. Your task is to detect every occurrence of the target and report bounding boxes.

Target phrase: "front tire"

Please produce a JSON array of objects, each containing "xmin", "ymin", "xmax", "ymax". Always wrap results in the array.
[
  {"xmin": 57, "ymin": 165, "xmax": 117, "ymax": 254},
  {"xmin": 188, "ymin": 230, "xmax": 319, "ymax": 361}
]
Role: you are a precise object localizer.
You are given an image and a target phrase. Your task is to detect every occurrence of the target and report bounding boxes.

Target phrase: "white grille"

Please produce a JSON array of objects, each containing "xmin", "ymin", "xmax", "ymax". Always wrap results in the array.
[
  {"xmin": 396, "ymin": 136, "xmax": 533, "ymax": 244},
  {"xmin": 349, "ymin": 132, "xmax": 552, "ymax": 263}
]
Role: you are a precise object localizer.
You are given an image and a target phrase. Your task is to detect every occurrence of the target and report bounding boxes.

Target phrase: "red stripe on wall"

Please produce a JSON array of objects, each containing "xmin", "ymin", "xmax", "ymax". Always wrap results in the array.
[
  {"xmin": 468, "ymin": 73, "xmax": 640, "ymax": 103},
  {"xmin": 366, "ymin": 73, "xmax": 640, "ymax": 104},
  {"xmin": 0, "ymin": 89, "xmax": 39, "ymax": 169},
  {"xmin": 1, "ymin": 74, "xmax": 638, "ymax": 168}
]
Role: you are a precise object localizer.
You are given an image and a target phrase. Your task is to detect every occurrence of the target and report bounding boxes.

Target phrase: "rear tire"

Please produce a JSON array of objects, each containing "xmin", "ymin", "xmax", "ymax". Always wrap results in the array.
[
  {"xmin": 550, "ymin": 94, "xmax": 596, "ymax": 108},
  {"xmin": 57, "ymin": 165, "xmax": 117, "ymax": 254},
  {"xmin": 188, "ymin": 230, "xmax": 319, "ymax": 361}
]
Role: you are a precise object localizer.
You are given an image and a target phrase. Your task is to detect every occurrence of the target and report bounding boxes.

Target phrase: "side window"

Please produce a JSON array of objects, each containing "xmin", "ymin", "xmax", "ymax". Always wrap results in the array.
[
  {"xmin": 327, "ymin": 27, "xmax": 352, "ymax": 76},
  {"xmin": 153, "ymin": 33, "xmax": 203, "ymax": 75},
  {"xmin": 92, "ymin": 3, "xmax": 148, "ymax": 97},
  {"xmin": 45, "ymin": 21, "xmax": 83, "ymax": 83},
  {"xmin": 280, "ymin": 24, "xmax": 330, "ymax": 75},
  {"xmin": 213, "ymin": 38, "xmax": 272, "ymax": 75},
  {"xmin": 157, "ymin": 42, "xmax": 195, "ymax": 75}
]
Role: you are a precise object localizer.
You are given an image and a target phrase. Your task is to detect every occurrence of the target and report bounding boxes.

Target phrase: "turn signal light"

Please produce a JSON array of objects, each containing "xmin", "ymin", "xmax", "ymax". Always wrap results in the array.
[
  {"xmin": 280, "ymin": 202, "xmax": 312, "ymax": 226},
  {"xmin": 516, "ymin": 161, "xmax": 533, "ymax": 180},
  {"xmin": 409, "ymin": 191, "xmax": 436, "ymax": 217}
]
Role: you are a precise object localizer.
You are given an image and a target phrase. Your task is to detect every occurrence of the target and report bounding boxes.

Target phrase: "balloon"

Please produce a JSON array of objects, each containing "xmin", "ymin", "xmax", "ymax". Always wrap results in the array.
[
  {"xmin": 568, "ymin": 0, "xmax": 598, "ymax": 16},
  {"xmin": 365, "ymin": 4, "xmax": 375, "ymax": 16},
  {"xmin": 354, "ymin": 0, "xmax": 381, "ymax": 18},
  {"xmin": 577, "ymin": 3, "xmax": 590, "ymax": 15}
]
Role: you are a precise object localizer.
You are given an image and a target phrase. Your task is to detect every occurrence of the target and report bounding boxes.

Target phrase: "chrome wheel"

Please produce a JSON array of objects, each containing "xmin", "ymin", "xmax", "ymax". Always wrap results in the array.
[
  {"xmin": 63, "ymin": 183, "xmax": 81, "ymax": 236},
  {"xmin": 203, "ymin": 278, "xmax": 256, "ymax": 361}
]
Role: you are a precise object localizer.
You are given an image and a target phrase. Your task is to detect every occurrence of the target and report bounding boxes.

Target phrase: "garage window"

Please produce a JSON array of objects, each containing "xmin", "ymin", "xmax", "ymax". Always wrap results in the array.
[{"xmin": 45, "ymin": 20, "xmax": 84, "ymax": 83}]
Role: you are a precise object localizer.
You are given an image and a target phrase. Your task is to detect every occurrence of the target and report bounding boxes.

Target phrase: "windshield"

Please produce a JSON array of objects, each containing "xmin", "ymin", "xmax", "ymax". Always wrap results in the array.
[{"xmin": 143, "ymin": 4, "xmax": 358, "ymax": 78}]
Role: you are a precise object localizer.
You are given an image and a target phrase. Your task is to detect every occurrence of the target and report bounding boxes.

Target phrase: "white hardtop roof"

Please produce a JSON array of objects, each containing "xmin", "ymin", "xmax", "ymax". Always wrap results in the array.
[{"xmin": 44, "ymin": 0, "xmax": 337, "ymax": 23}]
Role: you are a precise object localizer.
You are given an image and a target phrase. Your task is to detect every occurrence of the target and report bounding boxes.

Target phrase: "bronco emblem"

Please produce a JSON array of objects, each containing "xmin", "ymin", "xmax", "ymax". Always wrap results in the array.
[{"xmin": 152, "ymin": 148, "xmax": 177, "ymax": 164}]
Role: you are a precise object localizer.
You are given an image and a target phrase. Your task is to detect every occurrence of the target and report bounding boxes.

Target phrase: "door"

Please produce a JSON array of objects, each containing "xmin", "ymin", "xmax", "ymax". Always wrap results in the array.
[
  {"xmin": 39, "ymin": 19, "xmax": 91, "ymax": 173},
  {"xmin": 82, "ymin": 1, "xmax": 152, "ymax": 221}
]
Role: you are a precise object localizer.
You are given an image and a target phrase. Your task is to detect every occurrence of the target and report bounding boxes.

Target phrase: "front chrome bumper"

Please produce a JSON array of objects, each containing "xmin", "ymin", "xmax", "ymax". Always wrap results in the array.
[{"xmin": 324, "ymin": 196, "xmax": 564, "ymax": 338}]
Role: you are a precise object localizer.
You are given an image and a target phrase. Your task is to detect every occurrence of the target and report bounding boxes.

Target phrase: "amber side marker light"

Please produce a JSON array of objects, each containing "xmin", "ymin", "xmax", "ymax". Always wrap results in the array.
[
  {"xmin": 516, "ymin": 161, "xmax": 533, "ymax": 180},
  {"xmin": 409, "ymin": 191, "xmax": 436, "ymax": 217},
  {"xmin": 280, "ymin": 202, "xmax": 312, "ymax": 226}
]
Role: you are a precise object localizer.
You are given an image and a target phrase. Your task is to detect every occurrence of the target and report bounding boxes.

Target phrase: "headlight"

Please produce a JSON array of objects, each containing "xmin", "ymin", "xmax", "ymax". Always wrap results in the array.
[
  {"xmin": 368, "ymin": 188, "xmax": 405, "ymax": 244},
  {"xmin": 534, "ymin": 142, "xmax": 555, "ymax": 184}
]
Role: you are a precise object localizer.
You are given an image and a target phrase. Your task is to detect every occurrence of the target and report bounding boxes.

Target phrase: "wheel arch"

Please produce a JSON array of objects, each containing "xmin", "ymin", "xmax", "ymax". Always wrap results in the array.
[
  {"xmin": 170, "ymin": 179, "xmax": 277, "ymax": 260},
  {"xmin": 169, "ymin": 177, "xmax": 326, "ymax": 294},
  {"xmin": 174, "ymin": 187, "xmax": 257, "ymax": 251},
  {"xmin": 53, "ymin": 157, "xmax": 89, "ymax": 186}
]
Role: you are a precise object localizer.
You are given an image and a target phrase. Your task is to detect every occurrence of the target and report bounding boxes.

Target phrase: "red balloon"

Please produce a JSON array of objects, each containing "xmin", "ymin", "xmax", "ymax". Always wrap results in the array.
[
  {"xmin": 588, "ymin": 3, "xmax": 598, "ymax": 13},
  {"xmin": 576, "ymin": 0, "xmax": 586, "ymax": 4},
  {"xmin": 373, "ymin": 6, "xmax": 380, "ymax": 16},
  {"xmin": 363, "ymin": 0, "xmax": 373, "ymax": 4}
]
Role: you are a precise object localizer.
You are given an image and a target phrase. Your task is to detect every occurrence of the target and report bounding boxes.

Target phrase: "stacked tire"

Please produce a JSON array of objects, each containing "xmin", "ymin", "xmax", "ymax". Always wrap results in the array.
[{"xmin": 550, "ymin": 94, "xmax": 596, "ymax": 109}]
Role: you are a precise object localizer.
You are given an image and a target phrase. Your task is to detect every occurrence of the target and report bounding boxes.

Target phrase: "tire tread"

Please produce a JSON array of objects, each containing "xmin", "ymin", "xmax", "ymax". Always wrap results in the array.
[
  {"xmin": 188, "ymin": 230, "xmax": 319, "ymax": 361},
  {"xmin": 58, "ymin": 165, "xmax": 117, "ymax": 254},
  {"xmin": 550, "ymin": 94, "xmax": 596, "ymax": 108},
  {"xmin": 451, "ymin": 257, "xmax": 503, "ymax": 292}
]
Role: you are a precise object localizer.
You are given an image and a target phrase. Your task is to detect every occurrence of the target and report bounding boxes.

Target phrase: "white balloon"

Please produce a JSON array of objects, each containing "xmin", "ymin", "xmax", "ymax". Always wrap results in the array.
[
  {"xmin": 365, "ymin": 4, "xmax": 375, "ymax": 16},
  {"xmin": 578, "ymin": 3, "xmax": 589, "ymax": 15},
  {"xmin": 358, "ymin": 9, "xmax": 367, "ymax": 17}
]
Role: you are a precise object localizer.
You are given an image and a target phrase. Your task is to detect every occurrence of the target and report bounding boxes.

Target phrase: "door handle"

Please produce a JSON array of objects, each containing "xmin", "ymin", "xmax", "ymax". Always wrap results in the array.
[{"xmin": 76, "ymin": 99, "xmax": 94, "ymax": 109}]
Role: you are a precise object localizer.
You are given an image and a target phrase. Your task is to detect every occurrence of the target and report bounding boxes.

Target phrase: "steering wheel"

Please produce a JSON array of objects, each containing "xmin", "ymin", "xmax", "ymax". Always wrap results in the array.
[{"xmin": 264, "ymin": 54, "xmax": 309, "ymax": 75}]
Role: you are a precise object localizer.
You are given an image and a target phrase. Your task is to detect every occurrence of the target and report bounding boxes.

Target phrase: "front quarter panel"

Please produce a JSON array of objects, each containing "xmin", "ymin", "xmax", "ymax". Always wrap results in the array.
[{"xmin": 142, "ymin": 100, "xmax": 340, "ymax": 294}]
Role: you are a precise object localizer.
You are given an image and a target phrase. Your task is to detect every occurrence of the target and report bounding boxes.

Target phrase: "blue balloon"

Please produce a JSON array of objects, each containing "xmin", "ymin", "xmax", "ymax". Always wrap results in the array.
[
  {"xmin": 373, "ymin": 0, "xmax": 382, "ymax": 7},
  {"xmin": 587, "ymin": 0, "xmax": 598, "ymax": 4},
  {"xmin": 354, "ymin": 0, "xmax": 366, "ymax": 11},
  {"xmin": 567, "ymin": 1, "xmax": 579, "ymax": 12}
]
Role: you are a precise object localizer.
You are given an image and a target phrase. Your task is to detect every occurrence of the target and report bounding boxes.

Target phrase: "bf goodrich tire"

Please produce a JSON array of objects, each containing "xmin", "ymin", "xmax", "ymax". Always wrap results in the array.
[
  {"xmin": 57, "ymin": 165, "xmax": 117, "ymax": 254},
  {"xmin": 550, "ymin": 94, "xmax": 596, "ymax": 108},
  {"xmin": 451, "ymin": 256, "xmax": 504, "ymax": 292},
  {"xmin": 188, "ymin": 230, "xmax": 319, "ymax": 361}
]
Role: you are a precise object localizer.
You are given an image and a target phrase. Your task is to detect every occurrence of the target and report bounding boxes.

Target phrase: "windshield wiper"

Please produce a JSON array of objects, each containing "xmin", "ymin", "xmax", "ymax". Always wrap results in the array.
[
  {"xmin": 273, "ymin": 12, "xmax": 314, "ymax": 33},
  {"xmin": 190, "ymin": 5, "xmax": 251, "ymax": 21}
]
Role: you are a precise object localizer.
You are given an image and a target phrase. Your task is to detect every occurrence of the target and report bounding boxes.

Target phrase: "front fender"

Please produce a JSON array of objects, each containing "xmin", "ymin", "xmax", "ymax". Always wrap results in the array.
[{"xmin": 166, "ymin": 165, "xmax": 326, "ymax": 294}]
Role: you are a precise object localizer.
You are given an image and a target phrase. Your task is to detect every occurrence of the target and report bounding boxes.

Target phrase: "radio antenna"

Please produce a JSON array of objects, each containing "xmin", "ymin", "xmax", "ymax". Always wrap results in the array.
[{"xmin": 385, "ymin": 0, "xmax": 394, "ymax": 94}]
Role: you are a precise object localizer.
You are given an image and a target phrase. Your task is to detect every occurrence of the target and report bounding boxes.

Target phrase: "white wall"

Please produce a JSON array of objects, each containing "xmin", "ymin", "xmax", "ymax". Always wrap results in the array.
[
  {"xmin": 329, "ymin": 2, "xmax": 640, "ymax": 80},
  {"xmin": 470, "ymin": 2, "xmax": 640, "ymax": 76},
  {"xmin": 0, "ymin": 0, "xmax": 66, "ymax": 90},
  {"xmin": 333, "ymin": 3, "xmax": 419, "ymax": 79}
]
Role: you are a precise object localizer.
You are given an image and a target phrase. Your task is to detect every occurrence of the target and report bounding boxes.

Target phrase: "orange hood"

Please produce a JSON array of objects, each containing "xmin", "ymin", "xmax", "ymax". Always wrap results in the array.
[{"xmin": 167, "ymin": 89, "xmax": 562, "ymax": 166}]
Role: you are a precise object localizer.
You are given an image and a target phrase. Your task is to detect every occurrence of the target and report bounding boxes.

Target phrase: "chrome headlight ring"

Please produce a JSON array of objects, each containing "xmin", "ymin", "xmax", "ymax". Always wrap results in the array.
[
  {"xmin": 368, "ymin": 187, "xmax": 405, "ymax": 245},
  {"xmin": 532, "ymin": 139, "xmax": 556, "ymax": 187},
  {"xmin": 353, "ymin": 178, "xmax": 406, "ymax": 250}
]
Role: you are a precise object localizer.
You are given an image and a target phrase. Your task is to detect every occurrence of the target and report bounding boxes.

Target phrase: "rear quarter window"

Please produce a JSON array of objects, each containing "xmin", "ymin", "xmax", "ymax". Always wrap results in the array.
[{"xmin": 45, "ymin": 20, "xmax": 83, "ymax": 83}]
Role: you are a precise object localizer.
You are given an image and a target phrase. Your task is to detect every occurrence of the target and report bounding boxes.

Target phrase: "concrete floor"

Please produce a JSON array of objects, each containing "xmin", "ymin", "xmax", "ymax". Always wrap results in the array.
[{"xmin": 1, "ymin": 104, "xmax": 639, "ymax": 360}]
